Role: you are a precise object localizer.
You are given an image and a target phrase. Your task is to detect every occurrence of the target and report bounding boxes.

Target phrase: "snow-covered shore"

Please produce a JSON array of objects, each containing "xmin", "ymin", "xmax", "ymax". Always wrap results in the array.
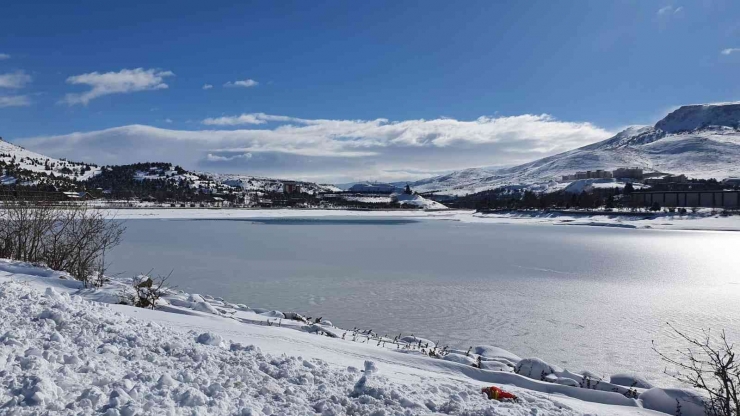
[
  {"xmin": 1, "ymin": 260, "xmax": 706, "ymax": 415},
  {"xmin": 101, "ymin": 207, "xmax": 740, "ymax": 232}
]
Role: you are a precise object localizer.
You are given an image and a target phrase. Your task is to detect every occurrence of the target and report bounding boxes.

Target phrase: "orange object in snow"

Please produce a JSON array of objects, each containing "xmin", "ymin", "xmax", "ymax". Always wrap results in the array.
[{"xmin": 481, "ymin": 386, "xmax": 518, "ymax": 401}]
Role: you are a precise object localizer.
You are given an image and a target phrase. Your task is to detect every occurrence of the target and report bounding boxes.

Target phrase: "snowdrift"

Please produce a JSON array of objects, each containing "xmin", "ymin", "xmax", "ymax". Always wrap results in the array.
[{"xmin": 0, "ymin": 259, "xmax": 711, "ymax": 415}]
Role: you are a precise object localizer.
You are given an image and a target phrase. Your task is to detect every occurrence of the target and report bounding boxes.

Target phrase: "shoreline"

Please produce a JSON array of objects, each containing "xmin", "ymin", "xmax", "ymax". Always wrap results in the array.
[
  {"xmin": 100, "ymin": 207, "xmax": 740, "ymax": 232},
  {"xmin": 0, "ymin": 258, "xmax": 704, "ymax": 415}
]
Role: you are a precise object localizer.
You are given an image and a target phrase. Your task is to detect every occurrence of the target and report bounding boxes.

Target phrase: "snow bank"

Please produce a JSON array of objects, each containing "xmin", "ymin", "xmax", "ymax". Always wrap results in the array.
[
  {"xmin": 610, "ymin": 373, "xmax": 654, "ymax": 389},
  {"xmin": 515, "ymin": 358, "xmax": 562, "ymax": 380},
  {"xmin": 474, "ymin": 345, "xmax": 522, "ymax": 365},
  {"xmin": 0, "ymin": 258, "xmax": 709, "ymax": 415},
  {"xmin": 0, "ymin": 281, "xmax": 589, "ymax": 415},
  {"xmin": 640, "ymin": 388, "xmax": 706, "ymax": 416}
]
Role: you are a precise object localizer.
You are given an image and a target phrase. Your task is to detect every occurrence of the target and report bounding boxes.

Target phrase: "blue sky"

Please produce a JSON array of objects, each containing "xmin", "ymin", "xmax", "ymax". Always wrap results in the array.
[{"xmin": 2, "ymin": 0, "xmax": 740, "ymax": 182}]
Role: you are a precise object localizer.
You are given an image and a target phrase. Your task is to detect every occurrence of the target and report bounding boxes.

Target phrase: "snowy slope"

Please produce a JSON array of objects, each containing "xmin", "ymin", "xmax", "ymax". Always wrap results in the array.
[
  {"xmin": 0, "ymin": 260, "xmax": 703, "ymax": 415},
  {"xmin": 411, "ymin": 103, "xmax": 740, "ymax": 195},
  {"xmin": 392, "ymin": 192, "xmax": 448, "ymax": 209},
  {"xmin": 212, "ymin": 173, "xmax": 340, "ymax": 194},
  {"xmin": 0, "ymin": 137, "xmax": 100, "ymax": 182}
]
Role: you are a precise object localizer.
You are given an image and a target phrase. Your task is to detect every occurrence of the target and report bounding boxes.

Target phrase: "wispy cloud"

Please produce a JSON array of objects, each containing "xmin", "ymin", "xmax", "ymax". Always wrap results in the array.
[
  {"xmin": 0, "ymin": 95, "xmax": 31, "ymax": 108},
  {"xmin": 202, "ymin": 84, "xmax": 213, "ymax": 90},
  {"xmin": 721, "ymin": 48, "xmax": 740, "ymax": 55},
  {"xmin": 657, "ymin": 5, "xmax": 683, "ymax": 16},
  {"xmin": 206, "ymin": 152, "xmax": 252, "ymax": 162},
  {"xmin": 17, "ymin": 113, "xmax": 613, "ymax": 182},
  {"xmin": 223, "ymin": 79, "xmax": 258, "ymax": 88},
  {"xmin": 0, "ymin": 53, "xmax": 10, "ymax": 60},
  {"xmin": 0, "ymin": 71, "xmax": 32, "ymax": 89},
  {"xmin": 164, "ymin": 118, "xmax": 173, "ymax": 123},
  {"xmin": 62, "ymin": 68, "xmax": 174, "ymax": 105},
  {"xmin": 202, "ymin": 113, "xmax": 292, "ymax": 126}
]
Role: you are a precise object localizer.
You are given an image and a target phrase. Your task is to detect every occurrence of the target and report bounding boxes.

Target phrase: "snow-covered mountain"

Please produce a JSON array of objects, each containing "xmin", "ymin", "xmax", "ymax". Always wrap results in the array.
[
  {"xmin": 0, "ymin": 137, "xmax": 101, "ymax": 185},
  {"xmin": 410, "ymin": 103, "xmax": 740, "ymax": 195},
  {"xmin": 0, "ymin": 136, "xmax": 337, "ymax": 194},
  {"xmin": 203, "ymin": 173, "xmax": 341, "ymax": 194}
]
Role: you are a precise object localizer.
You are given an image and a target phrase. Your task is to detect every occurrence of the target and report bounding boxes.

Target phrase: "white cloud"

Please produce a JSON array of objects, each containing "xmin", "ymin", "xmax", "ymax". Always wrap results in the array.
[
  {"xmin": 206, "ymin": 152, "xmax": 252, "ymax": 162},
  {"xmin": 721, "ymin": 48, "xmax": 740, "ymax": 55},
  {"xmin": 0, "ymin": 71, "xmax": 32, "ymax": 89},
  {"xmin": 0, "ymin": 95, "xmax": 31, "ymax": 108},
  {"xmin": 202, "ymin": 84, "xmax": 213, "ymax": 90},
  {"xmin": 657, "ymin": 5, "xmax": 682, "ymax": 15},
  {"xmin": 203, "ymin": 113, "xmax": 271, "ymax": 125},
  {"xmin": 224, "ymin": 79, "xmax": 258, "ymax": 88},
  {"xmin": 62, "ymin": 68, "xmax": 174, "ymax": 105},
  {"xmin": 164, "ymin": 118, "xmax": 173, "ymax": 123},
  {"xmin": 16, "ymin": 113, "xmax": 613, "ymax": 182},
  {"xmin": 0, "ymin": 53, "xmax": 10, "ymax": 60}
]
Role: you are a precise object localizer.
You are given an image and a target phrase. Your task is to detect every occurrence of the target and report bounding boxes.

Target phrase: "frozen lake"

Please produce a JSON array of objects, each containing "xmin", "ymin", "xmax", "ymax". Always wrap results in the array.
[{"xmin": 107, "ymin": 216, "xmax": 740, "ymax": 385}]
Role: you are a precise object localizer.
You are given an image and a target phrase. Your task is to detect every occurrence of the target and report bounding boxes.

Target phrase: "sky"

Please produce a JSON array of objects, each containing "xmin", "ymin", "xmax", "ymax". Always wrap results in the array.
[{"xmin": 1, "ymin": 0, "xmax": 740, "ymax": 183}]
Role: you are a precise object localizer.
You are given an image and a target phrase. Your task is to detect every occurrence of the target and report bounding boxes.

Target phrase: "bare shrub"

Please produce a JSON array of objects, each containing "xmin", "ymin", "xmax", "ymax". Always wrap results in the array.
[
  {"xmin": 124, "ymin": 273, "xmax": 172, "ymax": 309},
  {"xmin": 0, "ymin": 197, "xmax": 125, "ymax": 287},
  {"xmin": 653, "ymin": 324, "xmax": 739, "ymax": 416}
]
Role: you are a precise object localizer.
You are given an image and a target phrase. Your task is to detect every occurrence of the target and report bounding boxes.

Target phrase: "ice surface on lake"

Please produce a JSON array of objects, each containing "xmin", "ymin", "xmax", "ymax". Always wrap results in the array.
[{"xmin": 107, "ymin": 217, "xmax": 740, "ymax": 386}]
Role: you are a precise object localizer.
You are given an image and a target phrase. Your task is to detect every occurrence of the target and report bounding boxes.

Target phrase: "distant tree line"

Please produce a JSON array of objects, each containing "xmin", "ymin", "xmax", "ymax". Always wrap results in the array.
[{"xmin": 450, "ymin": 186, "xmax": 626, "ymax": 211}]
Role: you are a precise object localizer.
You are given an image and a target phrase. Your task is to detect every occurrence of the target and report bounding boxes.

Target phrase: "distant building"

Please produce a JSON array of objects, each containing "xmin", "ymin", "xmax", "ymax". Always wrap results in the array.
[
  {"xmin": 62, "ymin": 191, "xmax": 92, "ymax": 201},
  {"xmin": 631, "ymin": 190, "xmax": 740, "ymax": 208},
  {"xmin": 645, "ymin": 174, "xmax": 688, "ymax": 185},
  {"xmin": 562, "ymin": 170, "xmax": 613, "ymax": 181},
  {"xmin": 723, "ymin": 178, "xmax": 740, "ymax": 187},
  {"xmin": 283, "ymin": 181, "xmax": 301, "ymax": 194},
  {"xmin": 590, "ymin": 170, "xmax": 613, "ymax": 179},
  {"xmin": 613, "ymin": 167, "xmax": 644, "ymax": 180}
]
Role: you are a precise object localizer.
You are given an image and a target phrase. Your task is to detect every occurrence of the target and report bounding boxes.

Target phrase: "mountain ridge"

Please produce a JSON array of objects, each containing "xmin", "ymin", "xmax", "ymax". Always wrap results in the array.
[{"xmin": 410, "ymin": 103, "xmax": 740, "ymax": 195}]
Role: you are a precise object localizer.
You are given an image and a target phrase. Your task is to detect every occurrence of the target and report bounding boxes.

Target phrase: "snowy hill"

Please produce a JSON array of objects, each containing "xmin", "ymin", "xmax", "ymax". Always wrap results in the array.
[
  {"xmin": 410, "ymin": 103, "xmax": 740, "ymax": 195},
  {"xmin": 0, "ymin": 137, "xmax": 100, "ymax": 184},
  {"xmin": 212, "ymin": 173, "xmax": 340, "ymax": 194},
  {"xmin": 0, "ymin": 136, "xmax": 335, "ymax": 195}
]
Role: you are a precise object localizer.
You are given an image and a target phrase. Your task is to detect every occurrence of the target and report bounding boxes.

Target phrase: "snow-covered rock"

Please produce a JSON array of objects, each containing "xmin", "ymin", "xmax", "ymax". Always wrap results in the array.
[
  {"xmin": 640, "ymin": 388, "xmax": 706, "ymax": 416},
  {"xmin": 442, "ymin": 353, "xmax": 477, "ymax": 366},
  {"xmin": 479, "ymin": 361, "xmax": 513, "ymax": 372},
  {"xmin": 258, "ymin": 310, "xmax": 285, "ymax": 319},
  {"xmin": 554, "ymin": 377, "xmax": 581, "ymax": 387},
  {"xmin": 474, "ymin": 345, "xmax": 522, "ymax": 364},
  {"xmin": 515, "ymin": 358, "xmax": 562, "ymax": 380},
  {"xmin": 399, "ymin": 335, "xmax": 435, "ymax": 347},
  {"xmin": 610, "ymin": 373, "xmax": 653, "ymax": 389},
  {"xmin": 192, "ymin": 301, "xmax": 220, "ymax": 315}
]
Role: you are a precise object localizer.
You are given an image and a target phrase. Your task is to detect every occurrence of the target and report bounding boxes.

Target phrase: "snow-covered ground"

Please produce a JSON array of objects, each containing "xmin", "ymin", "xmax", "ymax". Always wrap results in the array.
[
  {"xmin": 99, "ymin": 207, "xmax": 740, "ymax": 232},
  {"xmin": 0, "ymin": 260, "xmax": 706, "ymax": 415}
]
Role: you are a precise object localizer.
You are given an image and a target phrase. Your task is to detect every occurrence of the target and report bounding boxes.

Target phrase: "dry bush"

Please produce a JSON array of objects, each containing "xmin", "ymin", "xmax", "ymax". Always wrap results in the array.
[
  {"xmin": 0, "ymin": 197, "xmax": 124, "ymax": 287},
  {"xmin": 654, "ymin": 324, "xmax": 739, "ymax": 416},
  {"xmin": 129, "ymin": 273, "xmax": 171, "ymax": 309}
]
